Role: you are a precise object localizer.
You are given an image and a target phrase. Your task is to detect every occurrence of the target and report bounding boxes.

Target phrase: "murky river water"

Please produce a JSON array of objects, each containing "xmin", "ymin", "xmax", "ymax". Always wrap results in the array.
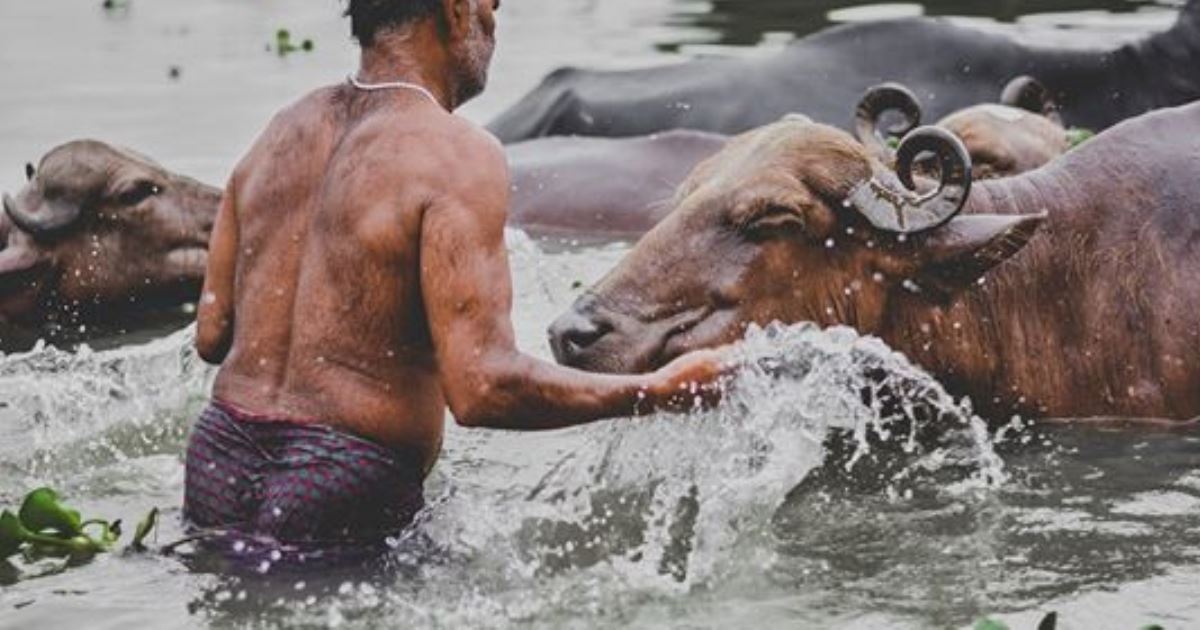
[{"xmin": 1, "ymin": 1, "xmax": 1197, "ymax": 628}]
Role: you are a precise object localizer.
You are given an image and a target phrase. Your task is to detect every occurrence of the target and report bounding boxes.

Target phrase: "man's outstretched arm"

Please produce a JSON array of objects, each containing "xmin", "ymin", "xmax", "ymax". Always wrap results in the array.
[
  {"xmin": 420, "ymin": 131, "xmax": 722, "ymax": 431},
  {"xmin": 196, "ymin": 178, "xmax": 239, "ymax": 364}
]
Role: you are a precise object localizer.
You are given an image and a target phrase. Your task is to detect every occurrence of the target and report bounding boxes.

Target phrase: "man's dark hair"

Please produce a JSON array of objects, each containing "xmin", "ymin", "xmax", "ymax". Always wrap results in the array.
[{"xmin": 345, "ymin": 0, "xmax": 442, "ymax": 47}]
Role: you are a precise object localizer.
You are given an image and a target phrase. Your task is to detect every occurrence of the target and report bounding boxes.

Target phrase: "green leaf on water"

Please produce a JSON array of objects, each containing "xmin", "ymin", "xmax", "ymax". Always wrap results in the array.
[
  {"xmin": 19, "ymin": 488, "xmax": 83, "ymax": 538},
  {"xmin": 1140, "ymin": 625, "xmax": 1165, "ymax": 630},
  {"xmin": 973, "ymin": 619, "xmax": 1010, "ymax": 630},
  {"xmin": 0, "ymin": 511, "xmax": 30, "ymax": 559},
  {"xmin": 130, "ymin": 507, "xmax": 159, "ymax": 551}
]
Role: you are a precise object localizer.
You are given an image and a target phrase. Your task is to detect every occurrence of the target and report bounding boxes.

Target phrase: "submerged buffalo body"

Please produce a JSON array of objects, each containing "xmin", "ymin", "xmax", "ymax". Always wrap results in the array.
[
  {"xmin": 510, "ymin": 82, "xmax": 1069, "ymax": 240},
  {"xmin": 551, "ymin": 103, "xmax": 1200, "ymax": 421},
  {"xmin": 507, "ymin": 130, "xmax": 726, "ymax": 238},
  {"xmin": 488, "ymin": 1, "xmax": 1200, "ymax": 142},
  {"xmin": 0, "ymin": 141, "xmax": 218, "ymax": 347}
]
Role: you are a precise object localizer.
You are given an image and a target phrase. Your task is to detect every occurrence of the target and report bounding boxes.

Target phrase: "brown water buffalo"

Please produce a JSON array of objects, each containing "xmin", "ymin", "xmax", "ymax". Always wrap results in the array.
[
  {"xmin": 856, "ymin": 76, "xmax": 1070, "ymax": 180},
  {"xmin": 0, "ymin": 141, "xmax": 219, "ymax": 348},
  {"xmin": 549, "ymin": 102, "xmax": 1200, "ymax": 422}
]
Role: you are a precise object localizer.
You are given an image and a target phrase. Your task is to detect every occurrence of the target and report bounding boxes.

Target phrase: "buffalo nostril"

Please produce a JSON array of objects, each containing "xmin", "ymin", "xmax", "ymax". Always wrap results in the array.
[{"xmin": 549, "ymin": 311, "xmax": 613, "ymax": 364}]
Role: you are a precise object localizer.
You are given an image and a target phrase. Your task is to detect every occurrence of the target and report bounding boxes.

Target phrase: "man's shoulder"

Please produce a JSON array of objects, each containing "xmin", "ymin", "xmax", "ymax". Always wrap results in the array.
[
  {"xmin": 233, "ymin": 86, "xmax": 341, "ymax": 180},
  {"xmin": 363, "ymin": 110, "xmax": 507, "ymax": 183},
  {"xmin": 384, "ymin": 110, "xmax": 503, "ymax": 163}
]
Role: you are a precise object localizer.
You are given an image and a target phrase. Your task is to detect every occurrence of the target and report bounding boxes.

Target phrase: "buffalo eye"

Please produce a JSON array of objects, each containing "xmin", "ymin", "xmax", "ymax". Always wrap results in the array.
[
  {"xmin": 740, "ymin": 204, "xmax": 806, "ymax": 238},
  {"xmin": 25, "ymin": 163, "xmax": 35, "ymax": 181},
  {"xmin": 116, "ymin": 180, "xmax": 163, "ymax": 206}
]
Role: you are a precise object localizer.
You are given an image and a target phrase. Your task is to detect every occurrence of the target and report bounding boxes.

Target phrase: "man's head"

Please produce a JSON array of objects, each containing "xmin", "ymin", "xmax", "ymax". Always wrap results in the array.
[{"xmin": 346, "ymin": 0, "xmax": 500, "ymax": 107}]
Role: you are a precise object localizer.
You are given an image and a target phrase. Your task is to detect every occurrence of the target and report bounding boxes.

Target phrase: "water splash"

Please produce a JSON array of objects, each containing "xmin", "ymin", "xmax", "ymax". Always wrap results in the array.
[
  {"xmin": 0, "ymin": 325, "xmax": 210, "ymax": 499},
  {"xmin": 287, "ymin": 321, "xmax": 1009, "ymax": 629},
  {"xmin": 0, "ymin": 288, "xmax": 1008, "ymax": 628}
]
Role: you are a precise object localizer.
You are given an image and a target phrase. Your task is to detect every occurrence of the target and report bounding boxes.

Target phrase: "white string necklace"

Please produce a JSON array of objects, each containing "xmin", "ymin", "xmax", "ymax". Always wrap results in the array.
[{"xmin": 347, "ymin": 73, "xmax": 442, "ymax": 108}]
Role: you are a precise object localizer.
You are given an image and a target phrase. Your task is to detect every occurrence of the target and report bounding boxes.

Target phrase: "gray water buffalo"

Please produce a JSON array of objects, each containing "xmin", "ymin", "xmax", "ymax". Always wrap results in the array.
[
  {"xmin": 488, "ymin": 0, "xmax": 1199, "ymax": 142},
  {"xmin": 507, "ymin": 130, "xmax": 727, "ymax": 238},
  {"xmin": 549, "ymin": 102, "xmax": 1200, "ymax": 422},
  {"xmin": 857, "ymin": 76, "xmax": 1070, "ymax": 180},
  {"xmin": 0, "ymin": 141, "xmax": 218, "ymax": 348}
]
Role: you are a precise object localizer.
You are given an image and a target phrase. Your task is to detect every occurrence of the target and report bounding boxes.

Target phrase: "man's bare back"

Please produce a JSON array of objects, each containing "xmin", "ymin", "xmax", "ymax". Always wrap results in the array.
[
  {"xmin": 201, "ymin": 86, "xmax": 459, "ymax": 470},
  {"xmin": 197, "ymin": 80, "xmax": 722, "ymax": 467}
]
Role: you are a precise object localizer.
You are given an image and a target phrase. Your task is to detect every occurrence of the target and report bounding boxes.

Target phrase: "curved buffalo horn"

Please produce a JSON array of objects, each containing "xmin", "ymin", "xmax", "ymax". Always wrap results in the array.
[
  {"xmin": 24, "ymin": 163, "xmax": 35, "ymax": 181},
  {"xmin": 0, "ymin": 242, "xmax": 39, "ymax": 277},
  {"xmin": 3, "ymin": 192, "xmax": 82, "ymax": 237},
  {"xmin": 854, "ymin": 83, "xmax": 923, "ymax": 156},
  {"xmin": 1000, "ymin": 76, "xmax": 1062, "ymax": 123},
  {"xmin": 845, "ymin": 126, "xmax": 972, "ymax": 234}
]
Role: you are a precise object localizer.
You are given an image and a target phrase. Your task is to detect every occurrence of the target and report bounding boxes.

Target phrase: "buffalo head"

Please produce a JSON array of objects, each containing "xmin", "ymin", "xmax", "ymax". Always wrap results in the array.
[
  {"xmin": 549, "ymin": 117, "xmax": 1042, "ymax": 373},
  {"xmin": 0, "ymin": 140, "xmax": 220, "ymax": 329},
  {"xmin": 856, "ymin": 76, "xmax": 1068, "ymax": 180}
]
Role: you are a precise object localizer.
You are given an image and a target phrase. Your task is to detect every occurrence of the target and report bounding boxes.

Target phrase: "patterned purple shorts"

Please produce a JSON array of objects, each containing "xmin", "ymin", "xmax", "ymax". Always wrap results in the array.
[{"xmin": 183, "ymin": 401, "xmax": 424, "ymax": 549}]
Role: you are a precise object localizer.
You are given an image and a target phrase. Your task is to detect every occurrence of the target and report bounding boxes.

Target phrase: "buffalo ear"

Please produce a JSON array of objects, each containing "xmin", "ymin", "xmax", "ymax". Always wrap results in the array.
[{"xmin": 912, "ymin": 213, "xmax": 1046, "ymax": 300}]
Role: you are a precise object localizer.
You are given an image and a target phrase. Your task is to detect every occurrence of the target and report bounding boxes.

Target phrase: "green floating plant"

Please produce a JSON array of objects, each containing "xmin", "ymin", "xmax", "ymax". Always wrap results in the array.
[
  {"xmin": 1066, "ymin": 127, "xmax": 1096, "ymax": 150},
  {"xmin": 0, "ymin": 488, "xmax": 157, "ymax": 565},
  {"xmin": 274, "ymin": 28, "xmax": 315, "ymax": 57},
  {"xmin": 130, "ymin": 507, "xmax": 160, "ymax": 552}
]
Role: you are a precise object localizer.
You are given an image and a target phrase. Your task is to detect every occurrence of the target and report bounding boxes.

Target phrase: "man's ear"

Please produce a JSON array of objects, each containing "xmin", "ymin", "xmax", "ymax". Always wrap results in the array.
[
  {"xmin": 912, "ymin": 213, "xmax": 1046, "ymax": 301},
  {"xmin": 442, "ymin": 0, "xmax": 473, "ymax": 40}
]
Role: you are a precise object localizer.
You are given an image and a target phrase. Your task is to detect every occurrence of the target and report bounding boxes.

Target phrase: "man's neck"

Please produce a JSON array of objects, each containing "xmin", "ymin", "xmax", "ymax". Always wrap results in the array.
[{"xmin": 357, "ymin": 28, "xmax": 456, "ymax": 110}]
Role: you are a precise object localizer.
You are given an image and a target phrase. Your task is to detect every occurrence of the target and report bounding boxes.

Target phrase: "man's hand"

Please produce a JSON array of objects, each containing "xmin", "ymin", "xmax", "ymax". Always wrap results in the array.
[{"xmin": 644, "ymin": 347, "xmax": 737, "ymax": 412}]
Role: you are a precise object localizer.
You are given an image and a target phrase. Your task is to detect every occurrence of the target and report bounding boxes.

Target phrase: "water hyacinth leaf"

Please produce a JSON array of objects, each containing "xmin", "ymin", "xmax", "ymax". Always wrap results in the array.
[
  {"xmin": 80, "ymin": 519, "xmax": 120, "ymax": 549},
  {"xmin": 973, "ymin": 619, "xmax": 1010, "ymax": 630},
  {"xmin": 131, "ymin": 508, "xmax": 159, "ymax": 551},
  {"xmin": 19, "ymin": 488, "xmax": 83, "ymax": 537},
  {"xmin": 0, "ymin": 511, "xmax": 30, "ymax": 559}
]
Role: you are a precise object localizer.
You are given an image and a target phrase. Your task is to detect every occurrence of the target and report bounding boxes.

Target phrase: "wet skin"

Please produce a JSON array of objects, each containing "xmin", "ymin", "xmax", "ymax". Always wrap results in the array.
[{"xmin": 196, "ymin": 0, "xmax": 724, "ymax": 476}]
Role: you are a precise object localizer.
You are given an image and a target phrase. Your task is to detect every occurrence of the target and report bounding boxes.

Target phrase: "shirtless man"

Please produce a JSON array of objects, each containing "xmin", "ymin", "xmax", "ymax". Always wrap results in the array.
[{"xmin": 185, "ymin": 0, "xmax": 724, "ymax": 553}]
